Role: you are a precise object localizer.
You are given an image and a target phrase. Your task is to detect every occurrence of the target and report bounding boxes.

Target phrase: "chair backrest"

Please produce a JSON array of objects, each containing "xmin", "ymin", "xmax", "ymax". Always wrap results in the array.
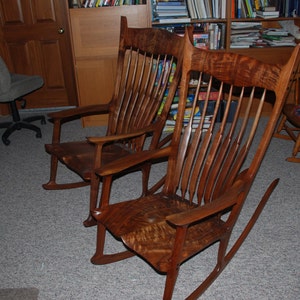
[
  {"xmin": 106, "ymin": 16, "xmax": 193, "ymax": 151},
  {"xmin": 0, "ymin": 56, "xmax": 11, "ymax": 96},
  {"xmin": 164, "ymin": 33, "xmax": 300, "ymax": 207}
]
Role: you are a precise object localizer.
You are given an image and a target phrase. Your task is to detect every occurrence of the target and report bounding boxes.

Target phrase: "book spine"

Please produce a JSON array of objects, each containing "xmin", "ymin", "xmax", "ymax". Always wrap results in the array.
[{"xmin": 236, "ymin": 0, "xmax": 242, "ymax": 18}]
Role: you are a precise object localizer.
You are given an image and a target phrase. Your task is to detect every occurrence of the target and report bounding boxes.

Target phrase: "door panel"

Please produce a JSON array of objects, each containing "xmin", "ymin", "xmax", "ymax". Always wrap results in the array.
[{"xmin": 0, "ymin": 0, "xmax": 77, "ymax": 112}]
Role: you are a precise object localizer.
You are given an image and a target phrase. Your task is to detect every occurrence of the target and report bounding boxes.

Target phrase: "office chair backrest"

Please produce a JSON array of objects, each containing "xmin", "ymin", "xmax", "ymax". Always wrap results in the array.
[{"xmin": 0, "ymin": 56, "xmax": 11, "ymax": 95}]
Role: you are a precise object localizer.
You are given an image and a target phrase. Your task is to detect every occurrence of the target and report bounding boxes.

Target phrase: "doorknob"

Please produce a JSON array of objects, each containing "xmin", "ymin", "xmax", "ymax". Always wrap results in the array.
[{"xmin": 58, "ymin": 28, "xmax": 65, "ymax": 34}]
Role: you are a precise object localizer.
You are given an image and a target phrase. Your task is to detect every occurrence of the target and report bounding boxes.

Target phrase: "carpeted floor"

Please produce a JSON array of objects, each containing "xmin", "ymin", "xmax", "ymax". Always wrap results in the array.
[{"xmin": 0, "ymin": 112, "xmax": 299, "ymax": 299}]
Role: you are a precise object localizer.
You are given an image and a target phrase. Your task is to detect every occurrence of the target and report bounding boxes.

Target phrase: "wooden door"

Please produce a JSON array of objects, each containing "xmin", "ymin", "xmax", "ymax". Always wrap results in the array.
[{"xmin": 0, "ymin": 0, "xmax": 77, "ymax": 113}]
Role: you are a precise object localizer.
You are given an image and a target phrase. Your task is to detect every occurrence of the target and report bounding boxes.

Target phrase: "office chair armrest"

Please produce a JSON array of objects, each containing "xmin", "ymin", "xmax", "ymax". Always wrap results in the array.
[
  {"xmin": 166, "ymin": 180, "xmax": 248, "ymax": 227},
  {"xmin": 47, "ymin": 104, "xmax": 110, "ymax": 122},
  {"xmin": 95, "ymin": 146, "xmax": 172, "ymax": 177}
]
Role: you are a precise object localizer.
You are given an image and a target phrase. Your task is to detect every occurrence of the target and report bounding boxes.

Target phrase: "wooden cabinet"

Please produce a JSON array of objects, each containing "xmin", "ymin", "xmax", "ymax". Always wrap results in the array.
[{"xmin": 68, "ymin": 4, "xmax": 151, "ymax": 126}]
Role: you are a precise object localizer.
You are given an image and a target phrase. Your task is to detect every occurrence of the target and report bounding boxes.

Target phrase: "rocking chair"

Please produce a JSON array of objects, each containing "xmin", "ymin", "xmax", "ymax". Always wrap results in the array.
[
  {"xmin": 274, "ymin": 73, "xmax": 300, "ymax": 162},
  {"xmin": 90, "ymin": 31, "xmax": 300, "ymax": 299},
  {"xmin": 43, "ymin": 16, "xmax": 192, "ymax": 226}
]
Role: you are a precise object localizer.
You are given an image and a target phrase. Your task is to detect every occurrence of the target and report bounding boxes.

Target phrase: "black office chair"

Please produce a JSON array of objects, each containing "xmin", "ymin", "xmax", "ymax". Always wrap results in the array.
[{"xmin": 0, "ymin": 56, "xmax": 45, "ymax": 145}]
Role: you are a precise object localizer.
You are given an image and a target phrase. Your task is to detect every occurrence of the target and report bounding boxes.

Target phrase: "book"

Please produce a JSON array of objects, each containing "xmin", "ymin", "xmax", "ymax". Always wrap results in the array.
[
  {"xmin": 153, "ymin": 0, "xmax": 190, "ymax": 22},
  {"xmin": 231, "ymin": 22, "xmax": 262, "ymax": 29},
  {"xmin": 204, "ymin": 0, "xmax": 212, "ymax": 18},
  {"xmin": 263, "ymin": 28, "xmax": 289, "ymax": 36},
  {"xmin": 186, "ymin": 0, "xmax": 198, "ymax": 19},
  {"xmin": 262, "ymin": 6, "xmax": 277, "ymax": 11},
  {"xmin": 156, "ymin": 11, "xmax": 189, "ymax": 17},
  {"xmin": 156, "ymin": 0, "xmax": 186, "ymax": 5},
  {"xmin": 244, "ymin": 0, "xmax": 254, "ymax": 17},
  {"xmin": 194, "ymin": 0, "xmax": 207, "ymax": 18},
  {"xmin": 256, "ymin": 10, "xmax": 280, "ymax": 18},
  {"xmin": 158, "ymin": 17, "xmax": 191, "ymax": 23},
  {"xmin": 193, "ymin": 33, "xmax": 209, "ymax": 49},
  {"xmin": 198, "ymin": 90, "xmax": 220, "ymax": 101},
  {"xmin": 156, "ymin": 3, "xmax": 187, "ymax": 9}
]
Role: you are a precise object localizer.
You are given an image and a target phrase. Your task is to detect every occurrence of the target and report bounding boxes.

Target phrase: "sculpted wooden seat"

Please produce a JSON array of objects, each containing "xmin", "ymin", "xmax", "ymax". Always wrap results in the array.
[
  {"xmin": 43, "ymin": 16, "xmax": 192, "ymax": 226},
  {"xmin": 90, "ymin": 31, "xmax": 300, "ymax": 299},
  {"xmin": 274, "ymin": 75, "xmax": 300, "ymax": 162}
]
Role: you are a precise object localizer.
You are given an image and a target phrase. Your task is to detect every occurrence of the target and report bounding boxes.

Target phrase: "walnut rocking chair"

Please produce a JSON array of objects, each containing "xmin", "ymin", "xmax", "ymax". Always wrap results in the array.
[
  {"xmin": 274, "ymin": 73, "xmax": 300, "ymax": 162},
  {"xmin": 43, "ymin": 16, "xmax": 192, "ymax": 226},
  {"xmin": 90, "ymin": 31, "xmax": 300, "ymax": 299}
]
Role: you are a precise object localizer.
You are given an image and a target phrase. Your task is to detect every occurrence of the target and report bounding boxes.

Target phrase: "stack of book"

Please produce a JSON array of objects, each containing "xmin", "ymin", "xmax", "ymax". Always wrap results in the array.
[
  {"xmin": 256, "ymin": 5, "xmax": 280, "ymax": 18},
  {"xmin": 152, "ymin": 0, "xmax": 191, "ymax": 24},
  {"xmin": 164, "ymin": 103, "xmax": 213, "ymax": 132},
  {"xmin": 164, "ymin": 82, "xmax": 221, "ymax": 132},
  {"xmin": 230, "ymin": 22, "xmax": 262, "ymax": 48},
  {"xmin": 261, "ymin": 28, "xmax": 296, "ymax": 46},
  {"xmin": 252, "ymin": 1, "xmax": 299, "ymax": 18}
]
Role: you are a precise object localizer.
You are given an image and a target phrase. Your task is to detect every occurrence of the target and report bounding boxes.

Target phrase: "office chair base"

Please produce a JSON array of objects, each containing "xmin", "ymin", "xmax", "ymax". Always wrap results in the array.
[{"xmin": 0, "ymin": 116, "xmax": 46, "ymax": 145}]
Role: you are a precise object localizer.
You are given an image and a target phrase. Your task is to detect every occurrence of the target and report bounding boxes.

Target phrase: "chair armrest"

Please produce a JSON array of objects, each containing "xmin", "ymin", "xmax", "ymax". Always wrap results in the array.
[
  {"xmin": 87, "ymin": 125, "xmax": 155, "ymax": 145},
  {"xmin": 48, "ymin": 104, "xmax": 110, "ymax": 122},
  {"xmin": 166, "ymin": 179, "xmax": 248, "ymax": 227},
  {"xmin": 96, "ymin": 146, "xmax": 172, "ymax": 177}
]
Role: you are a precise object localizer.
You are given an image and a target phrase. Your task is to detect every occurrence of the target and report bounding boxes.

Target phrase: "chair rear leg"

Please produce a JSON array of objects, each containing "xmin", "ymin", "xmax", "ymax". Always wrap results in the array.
[
  {"xmin": 292, "ymin": 134, "xmax": 300, "ymax": 157},
  {"xmin": 273, "ymin": 115, "xmax": 290, "ymax": 140},
  {"xmin": 185, "ymin": 235, "xmax": 230, "ymax": 300},
  {"xmin": 287, "ymin": 133, "xmax": 300, "ymax": 162},
  {"xmin": 141, "ymin": 163, "xmax": 151, "ymax": 196},
  {"xmin": 43, "ymin": 154, "xmax": 90, "ymax": 190}
]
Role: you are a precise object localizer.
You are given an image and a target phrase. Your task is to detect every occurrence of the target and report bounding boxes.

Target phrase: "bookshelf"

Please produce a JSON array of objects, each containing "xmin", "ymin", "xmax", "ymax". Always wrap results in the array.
[
  {"xmin": 150, "ymin": 0, "xmax": 300, "ymax": 114},
  {"xmin": 151, "ymin": 1, "xmax": 300, "ymax": 55},
  {"xmin": 67, "ymin": 1, "xmax": 299, "ymax": 125}
]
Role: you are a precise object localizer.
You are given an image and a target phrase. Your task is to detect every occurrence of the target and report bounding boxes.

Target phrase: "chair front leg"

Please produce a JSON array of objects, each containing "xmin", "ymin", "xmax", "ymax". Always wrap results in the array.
[
  {"xmin": 42, "ymin": 154, "xmax": 59, "ymax": 189},
  {"xmin": 163, "ymin": 225, "xmax": 188, "ymax": 300}
]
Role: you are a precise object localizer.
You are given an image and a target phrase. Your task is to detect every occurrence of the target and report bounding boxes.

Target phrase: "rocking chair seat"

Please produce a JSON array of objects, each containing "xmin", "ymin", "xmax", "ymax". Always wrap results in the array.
[
  {"xmin": 93, "ymin": 192, "xmax": 229, "ymax": 273},
  {"xmin": 122, "ymin": 217, "xmax": 227, "ymax": 273},
  {"xmin": 45, "ymin": 141, "xmax": 133, "ymax": 181}
]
